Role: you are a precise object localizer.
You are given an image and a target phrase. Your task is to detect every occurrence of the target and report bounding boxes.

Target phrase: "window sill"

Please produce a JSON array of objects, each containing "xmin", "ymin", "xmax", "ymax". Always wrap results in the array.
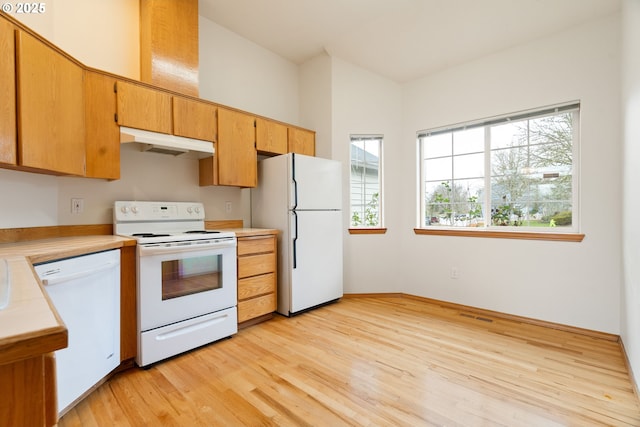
[
  {"xmin": 413, "ymin": 228, "xmax": 584, "ymax": 242},
  {"xmin": 349, "ymin": 228, "xmax": 387, "ymax": 235}
]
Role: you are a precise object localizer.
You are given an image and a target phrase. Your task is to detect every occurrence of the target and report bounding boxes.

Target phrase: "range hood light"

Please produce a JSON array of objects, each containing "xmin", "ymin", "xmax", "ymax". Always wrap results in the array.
[
  {"xmin": 140, "ymin": 143, "xmax": 188, "ymax": 156},
  {"xmin": 120, "ymin": 126, "xmax": 214, "ymax": 157}
]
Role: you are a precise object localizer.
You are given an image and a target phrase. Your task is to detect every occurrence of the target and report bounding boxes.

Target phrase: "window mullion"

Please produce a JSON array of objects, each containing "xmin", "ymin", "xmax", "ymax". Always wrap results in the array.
[{"xmin": 484, "ymin": 126, "xmax": 491, "ymax": 228}]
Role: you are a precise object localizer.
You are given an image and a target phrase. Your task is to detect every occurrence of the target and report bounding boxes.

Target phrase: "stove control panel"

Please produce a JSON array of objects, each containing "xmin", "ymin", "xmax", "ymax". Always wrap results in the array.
[{"xmin": 114, "ymin": 201, "xmax": 205, "ymax": 222}]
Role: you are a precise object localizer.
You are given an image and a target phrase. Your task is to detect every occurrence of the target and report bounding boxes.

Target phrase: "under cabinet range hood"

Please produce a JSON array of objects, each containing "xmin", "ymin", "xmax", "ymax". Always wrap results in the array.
[{"xmin": 120, "ymin": 126, "xmax": 214, "ymax": 157}]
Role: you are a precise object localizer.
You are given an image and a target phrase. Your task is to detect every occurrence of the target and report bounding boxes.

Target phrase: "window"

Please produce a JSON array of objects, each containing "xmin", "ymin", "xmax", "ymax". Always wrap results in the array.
[
  {"xmin": 350, "ymin": 135, "xmax": 382, "ymax": 228},
  {"xmin": 418, "ymin": 103, "xmax": 579, "ymax": 233}
]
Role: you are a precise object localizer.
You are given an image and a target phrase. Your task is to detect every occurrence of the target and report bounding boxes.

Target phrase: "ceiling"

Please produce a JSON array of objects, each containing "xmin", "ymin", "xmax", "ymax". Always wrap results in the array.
[{"xmin": 199, "ymin": 0, "xmax": 620, "ymax": 83}]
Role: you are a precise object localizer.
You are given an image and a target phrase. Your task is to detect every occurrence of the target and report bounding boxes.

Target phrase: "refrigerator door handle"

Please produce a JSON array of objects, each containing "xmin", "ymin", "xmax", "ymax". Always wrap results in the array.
[
  {"xmin": 291, "ymin": 153, "xmax": 298, "ymax": 209},
  {"xmin": 292, "ymin": 211, "xmax": 298, "ymax": 269}
]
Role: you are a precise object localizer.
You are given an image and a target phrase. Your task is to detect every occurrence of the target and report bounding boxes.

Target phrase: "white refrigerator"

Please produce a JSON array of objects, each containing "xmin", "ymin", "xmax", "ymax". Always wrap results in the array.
[{"xmin": 251, "ymin": 153, "xmax": 343, "ymax": 316}]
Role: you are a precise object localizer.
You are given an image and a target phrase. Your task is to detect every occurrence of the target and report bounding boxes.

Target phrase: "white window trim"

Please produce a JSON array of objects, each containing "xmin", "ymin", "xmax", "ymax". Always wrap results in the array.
[
  {"xmin": 350, "ymin": 134, "xmax": 384, "ymax": 229},
  {"xmin": 416, "ymin": 102, "xmax": 581, "ymax": 235}
]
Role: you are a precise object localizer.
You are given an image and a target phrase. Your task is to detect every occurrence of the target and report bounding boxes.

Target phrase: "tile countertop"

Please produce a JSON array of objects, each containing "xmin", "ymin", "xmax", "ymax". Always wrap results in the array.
[
  {"xmin": 0, "ymin": 230, "xmax": 277, "ymax": 365},
  {"xmin": 0, "ymin": 235, "xmax": 135, "ymax": 365}
]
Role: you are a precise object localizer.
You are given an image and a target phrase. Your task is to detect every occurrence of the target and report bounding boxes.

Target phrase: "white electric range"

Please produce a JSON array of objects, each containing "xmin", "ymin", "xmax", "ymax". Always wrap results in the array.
[{"xmin": 114, "ymin": 201, "xmax": 238, "ymax": 367}]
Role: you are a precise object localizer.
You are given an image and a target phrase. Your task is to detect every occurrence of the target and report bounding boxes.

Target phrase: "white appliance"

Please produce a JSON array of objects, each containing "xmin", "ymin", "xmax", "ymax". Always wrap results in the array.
[
  {"xmin": 34, "ymin": 250, "xmax": 120, "ymax": 415},
  {"xmin": 113, "ymin": 201, "xmax": 238, "ymax": 367},
  {"xmin": 251, "ymin": 153, "xmax": 343, "ymax": 316}
]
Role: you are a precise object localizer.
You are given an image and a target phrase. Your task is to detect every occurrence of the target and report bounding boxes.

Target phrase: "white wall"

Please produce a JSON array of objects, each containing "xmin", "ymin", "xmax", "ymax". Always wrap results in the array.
[
  {"xmin": 11, "ymin": 0, "xmax": 139, "ymax": 79},
  {"xmin": 198, "ymin": 15, "xmax": 300, "ymax": 125},
  {"xmin": 299, "ymin": 53, "xmax": 333, "ymax": 159},
  {"xmin": 330, "ymin": 57, "xmax": 404, "ymax": 294},
  {"xmin": 0, "ymin": 169, "xmax": 58, "ymax": 227},
  {"xmin": 56, "ymin": 146, "xmax": 245, "ymax": 225},
  {"xmin": 621, "ymin": 0, "xmax": 640, "ymax": 388},
  {"xmin": 335, "ymin": 14, "xmax": 622, "ymax": 334}
]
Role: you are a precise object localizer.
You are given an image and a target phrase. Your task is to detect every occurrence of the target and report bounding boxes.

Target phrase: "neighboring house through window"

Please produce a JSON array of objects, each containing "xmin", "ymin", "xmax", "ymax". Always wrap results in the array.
[
  {"xmin": 418, "ymin": 103, "xmax": 579, "ymax": 232},
  {"xmin": 350, "ymin": 135, "xmax": 382, "ymax": 228}
]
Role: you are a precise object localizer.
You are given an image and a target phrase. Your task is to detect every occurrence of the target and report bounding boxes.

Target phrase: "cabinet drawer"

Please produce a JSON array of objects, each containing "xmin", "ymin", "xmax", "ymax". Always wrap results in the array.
[
  {"xmin": 238, "ymin": 293, "xmax": 276, "ymax": 323},
  {"xmin": 238, "ymin": 253, "xmax": 275, "ymax": 278},
  {"xmin": 238, "ymin": 273, "xmax": 276, "ymax": 301},
  {"xmin": 237, "ymin": 236, "xmax": 276, "ymax": 256}
]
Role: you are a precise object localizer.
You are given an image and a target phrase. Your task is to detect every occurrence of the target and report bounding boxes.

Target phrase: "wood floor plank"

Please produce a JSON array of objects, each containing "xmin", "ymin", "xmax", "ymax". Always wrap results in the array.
[{"xmin": 57, "ymin": 296, "xmax": 640, "ymax": 426}]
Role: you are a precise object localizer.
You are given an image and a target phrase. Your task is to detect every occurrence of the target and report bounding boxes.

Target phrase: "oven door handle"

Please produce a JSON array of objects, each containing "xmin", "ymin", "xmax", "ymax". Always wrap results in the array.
[{"xmin": 138, "ymin": 240, "xmax": 235, "ymax": 256}]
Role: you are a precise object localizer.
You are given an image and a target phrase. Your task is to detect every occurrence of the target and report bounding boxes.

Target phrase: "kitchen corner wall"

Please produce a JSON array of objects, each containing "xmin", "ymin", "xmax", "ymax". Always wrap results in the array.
[
  {"xmin": 332, "ymin": 12, "xmax": 623, "ymax": 337},
  {"xmin": 1, "ymin": 2, "xmax": 301, "ymax": 229}
]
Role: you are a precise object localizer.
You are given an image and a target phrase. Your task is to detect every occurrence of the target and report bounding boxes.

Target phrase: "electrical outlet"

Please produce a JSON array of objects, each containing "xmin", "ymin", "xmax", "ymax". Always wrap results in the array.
[
  {"xmin": 225, "ymin": 201, "xmax": 232, "ymax": 213},
  {"xmin": 71, "ymin": 198, "xmax": 84, "ymax": 214},
  {"xmin": 450, "ymin": 267, "xmax": 459, "ymax": 279}
]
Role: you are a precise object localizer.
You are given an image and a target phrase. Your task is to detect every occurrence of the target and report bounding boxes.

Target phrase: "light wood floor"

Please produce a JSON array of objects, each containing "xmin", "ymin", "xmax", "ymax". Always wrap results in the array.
[{"xmin": 58, "ymin": 296, "xmax": 640, "ymax": 426}]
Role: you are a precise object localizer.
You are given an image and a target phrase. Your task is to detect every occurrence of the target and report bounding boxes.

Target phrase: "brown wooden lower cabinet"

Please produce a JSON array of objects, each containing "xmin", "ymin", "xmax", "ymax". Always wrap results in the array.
[
  {"xmin": 0, "ymin": 353, "xmax": 56, "ymax": 427},
  {"xmin": 237, "ymin": 234, "xmax": 277, "ymax": 325}
]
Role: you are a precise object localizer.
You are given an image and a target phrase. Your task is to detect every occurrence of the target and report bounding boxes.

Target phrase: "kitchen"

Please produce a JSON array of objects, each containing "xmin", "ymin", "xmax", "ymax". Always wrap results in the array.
[{"xmin": 1, "ymin": 0, "xmax": 640, "ymax": 425}]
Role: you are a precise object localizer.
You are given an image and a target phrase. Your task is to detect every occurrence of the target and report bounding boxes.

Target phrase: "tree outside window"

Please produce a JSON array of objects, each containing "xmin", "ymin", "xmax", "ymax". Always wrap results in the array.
[
  {"xmin": 350, "ymin": 136, "xmax": 382, "ymax": 227},
  {"xmin": 419, "ymin": 104, "xmax": 578, "ymax": 231}
]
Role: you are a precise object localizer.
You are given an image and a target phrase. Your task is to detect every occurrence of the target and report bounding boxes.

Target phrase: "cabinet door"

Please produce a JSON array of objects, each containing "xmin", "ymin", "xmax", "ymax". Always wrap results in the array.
[
  {"xmin": 217, "ymin": 107, "xmax": 257, "ymax": 187},
  {"xmin": 256, "ymin": 118, "xmax": 287, "ymax": 155},
  {"xmin": 0, "ymin": 19, "xmax": 16, "ymax": 166},
  {"xmin": 288, "ymin": 127, "xmax": 315, "ymax": 156},
  {"xmin": 16, "ymin": 30, "xmax": 85, "ymax": 176},
  {"xmin": 84, "ymin": 71, "xmax": 120, "ymax": 179},
  {"xmin": 0, "ymin": 356, "xmax": 47, "ymax": 427},
  {"xmin": 173, "ymin": 96, "xmax": 216, "ymax": 141},
  {"xmin": 115, "ymin": 80, "xmax": 172, "ymax": 134}
]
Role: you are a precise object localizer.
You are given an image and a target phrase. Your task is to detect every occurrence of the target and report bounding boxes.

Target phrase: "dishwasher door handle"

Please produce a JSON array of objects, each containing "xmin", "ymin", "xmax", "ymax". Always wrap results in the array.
[{"xmin": 40, "ymin": 260, "xmax": 119, "ymax": 286}]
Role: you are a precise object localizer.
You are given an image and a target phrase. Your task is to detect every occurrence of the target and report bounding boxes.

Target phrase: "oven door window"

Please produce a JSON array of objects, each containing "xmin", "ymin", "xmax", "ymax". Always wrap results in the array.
[{"xmin": 161, "ymin": 254, "xmax": 222, "ymax": 300}]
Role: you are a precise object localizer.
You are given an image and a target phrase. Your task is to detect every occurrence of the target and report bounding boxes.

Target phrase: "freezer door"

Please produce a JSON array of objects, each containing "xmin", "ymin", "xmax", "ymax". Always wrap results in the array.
[
  {"xmin": 291, "ymin": 154, "xmax": 342, "ymax": 210},
  {"xmin": 288, "ymin": 209, "xmax": 343, "ymax": 314}
]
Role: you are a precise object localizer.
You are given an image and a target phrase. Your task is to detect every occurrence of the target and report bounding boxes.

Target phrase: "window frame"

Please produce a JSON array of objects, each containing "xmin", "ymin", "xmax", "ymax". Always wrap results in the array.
[
  {"xmin": 415, "ymin": 103, "xmax": 584, "ymax": 242},
  {"xmin": 349, "ymin": 134, "xmax": 385, "ymax": 234}
]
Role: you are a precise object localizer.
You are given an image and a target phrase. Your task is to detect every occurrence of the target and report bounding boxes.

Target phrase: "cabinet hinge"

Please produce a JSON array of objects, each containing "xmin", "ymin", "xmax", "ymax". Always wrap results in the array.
[
  {"xmin": 254, "ymin": 120, "xmax": 256, "ymax": 127},
  {"xmin": 113, "ymin": 82, "xmax": 117, "ymax": 93},
  {"xmin": 114, "ymin": 113, "xmax": 118, "ymax": 123}
]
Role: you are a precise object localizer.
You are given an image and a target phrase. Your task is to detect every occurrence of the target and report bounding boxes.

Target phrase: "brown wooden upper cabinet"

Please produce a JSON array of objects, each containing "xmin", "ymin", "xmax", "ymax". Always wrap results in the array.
[
  {"xmin": 115, "ymin": 80, "xmax": 172, "ymax": 134},
  {"xmin": 199, "ymin": 107, "xmax": 257, "ymax": 188},
  {"xmin": 15, "ymin": 30, "xmax": 85, "ymax": 176},
  {"xmin": 173, "ymin": 96, "xmax": 217, "ymax": 142},
  {"xmin": 84, "ymin": 71, "xmax": 120, "ymax": 180},
  {"xmin": 288, "ymin": 127, "xmax": 315, "ymax": 156},
  {"xmin": 0, "ymin": 19, "xmax": 16, "ymax": 167},
  {"xmin": 116, "ymin": 81, "xmax": 217, "ymax": 143},
  {"xmin": 255, "ymin": 118, "xmax": 287, "ymax": 155}
]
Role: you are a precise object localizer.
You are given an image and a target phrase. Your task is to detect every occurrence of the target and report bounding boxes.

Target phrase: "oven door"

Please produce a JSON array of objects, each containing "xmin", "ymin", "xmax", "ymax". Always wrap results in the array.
[{"xmin": 138, "ymin": 240, "xmax": 237, "ymax": 331}]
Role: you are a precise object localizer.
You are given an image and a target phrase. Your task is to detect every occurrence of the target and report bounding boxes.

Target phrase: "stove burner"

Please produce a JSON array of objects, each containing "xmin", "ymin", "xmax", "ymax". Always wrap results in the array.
[
  {"xmin": 184, "ymin": 230, "xmax": 221, "ymax": 234},
  {"xmin": 132, "ymin": 233, "xmax": 172, "ymax": 238}
]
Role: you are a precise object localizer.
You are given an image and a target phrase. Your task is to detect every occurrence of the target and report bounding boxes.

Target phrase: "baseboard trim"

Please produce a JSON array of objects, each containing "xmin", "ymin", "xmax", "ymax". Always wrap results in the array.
[
  {"xmin": 619, "ymin": 339, "xmax": 640, "ymax": 400},
  {"xmin": 343, "ymin": 292, "xmax": 620, "ymax": 343}
]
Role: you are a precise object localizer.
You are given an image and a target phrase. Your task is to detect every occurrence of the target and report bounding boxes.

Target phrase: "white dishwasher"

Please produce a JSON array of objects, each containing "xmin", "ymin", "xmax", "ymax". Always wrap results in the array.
[{"xmin": 34, "ymin": 249, "xmax": 120, "ymax": 415}]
